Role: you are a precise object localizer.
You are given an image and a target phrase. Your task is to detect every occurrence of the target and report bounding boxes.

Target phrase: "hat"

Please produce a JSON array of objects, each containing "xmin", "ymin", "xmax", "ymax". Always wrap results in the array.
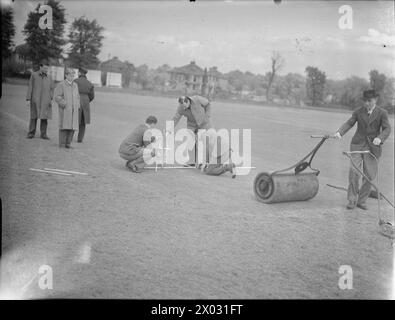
[
  {"xmin": 78, "ymin": 67, "xmax": 88, "ymax": 75},
  {"xmin": 363, "ymin": 89, "xmax": 379, "ymax": 101},
  {"xmin": 178, "ymin": 96, "xmax": 189, "ymax": 104}
]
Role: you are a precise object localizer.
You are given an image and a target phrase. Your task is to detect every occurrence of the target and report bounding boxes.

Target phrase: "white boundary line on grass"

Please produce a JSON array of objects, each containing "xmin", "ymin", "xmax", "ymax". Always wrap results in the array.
[
  {"xmin": 29, "ymin": 168, "xmax": 72, "ymax": 176},
  {"xmin": 44, "ymin": 168, "xmax": 88, "ymax": 175}
]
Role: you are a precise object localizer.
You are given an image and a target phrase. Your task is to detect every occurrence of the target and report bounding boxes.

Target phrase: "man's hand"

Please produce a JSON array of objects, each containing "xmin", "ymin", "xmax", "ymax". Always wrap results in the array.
[
  {"xmin": 333, "ymin": 132, "xmax": 342, "ymax": 139},
  {"xmin": 373, "ymin": 137, "xmax": 381, "ymax": 146},
  {"xmin": 26, "ymin": 100, "xmax": 30, "ymax": 108}
]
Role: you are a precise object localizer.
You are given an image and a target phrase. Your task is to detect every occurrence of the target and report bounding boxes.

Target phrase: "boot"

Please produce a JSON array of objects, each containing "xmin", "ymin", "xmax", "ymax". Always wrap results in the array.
[
  {"xmin": 65, "ymin": 130, "xmax": 75, "ymax": 148},
  {"xmin": 59, "ymin": 129, "xmax": 68, "ymax": 147},
  {"xmin": 40, "ymin": 119, "xmax": 49, "ymax": 139},
  {"xmin": 77, "ymin": 123, "xmax": 85, "ymax": 143},
  {"xmin": 27, "ymin": 119, "xmax": 37, "ymax": 138}
]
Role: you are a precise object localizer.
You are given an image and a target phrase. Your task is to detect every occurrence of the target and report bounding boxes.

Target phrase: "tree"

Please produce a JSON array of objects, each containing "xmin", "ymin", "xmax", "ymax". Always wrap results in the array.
[
  {"xmin": 340, "ymin": 77, "xmax": 369, "ymax": 109},
  {"xmin": 122, "ymin": 60, "xmax": 135, "ymax": 88},
  {"xmin": 22, "ymin": 0, "xmax": 66, "ymax": 65},
  {"xmin": 135, "ymin": 64, "xmax": 150, "ymax": 90},
  {"xmin": 225, "ymin": 70, "xmax": 245, "ymax": 94},
  {"xmin": 1, "ymin": 7, "xmax": 16, "ymax": 59},
  {"xmin": 369, "ymin": 69, "xmax": 386, "ymax": 96},
  {"xmin": 305, "ymin": 66, "xmax": 326, "ymax": 106},
  {"xmin": 265, "ymin": 51, "xmax": 284, "ymax": 102},
  {"xmin": 380, "ymin": 77, "xmax": 395, "ymax": 114},
  {"xmin": 15, "ymin": 43, "xmax": 32, "ymax": 72},
  {"xmin": 67, "ymin": 16, "xmax": 104, "ymax": 69}
]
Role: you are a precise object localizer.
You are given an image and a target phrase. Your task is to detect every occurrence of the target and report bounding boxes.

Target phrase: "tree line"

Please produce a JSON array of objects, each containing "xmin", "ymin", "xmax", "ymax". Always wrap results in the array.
[
  {"xmin": 1, "ymin": 1, "xmax": 393, "ymax": 113},
  {"xmin": 2, "ymin": 0, "xmax": 104, "ymax": 70}
]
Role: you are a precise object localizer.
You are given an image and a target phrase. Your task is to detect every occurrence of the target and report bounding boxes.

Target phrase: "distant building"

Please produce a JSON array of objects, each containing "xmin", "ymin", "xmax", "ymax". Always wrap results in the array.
[
  {"xmin": 99, "ymin": 56, "xmax": 135, "ymax": 87},
  {"xmin": 168, "ymin": 61, "xmax": 228, "ymax": 98},
  {"xmin": 168, "ymin": 61, "xmax": 204, "ymax": 94}
]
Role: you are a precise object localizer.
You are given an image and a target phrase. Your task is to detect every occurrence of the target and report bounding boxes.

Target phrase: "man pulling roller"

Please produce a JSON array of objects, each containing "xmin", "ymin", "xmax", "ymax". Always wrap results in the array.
[{"xmin": 333, "ymin": 89, "xmax": 391, "ymax": 210}]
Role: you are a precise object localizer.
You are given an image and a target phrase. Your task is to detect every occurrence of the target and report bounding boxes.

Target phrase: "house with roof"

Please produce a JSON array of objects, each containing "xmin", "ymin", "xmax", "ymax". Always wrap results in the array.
[
  {"xmin": 168, "ymin": 61, "xmax": 228, "ymax": 97},
  {"xmin": 99, "ymin": 56, "xmax": 135, "ymax": 87}
]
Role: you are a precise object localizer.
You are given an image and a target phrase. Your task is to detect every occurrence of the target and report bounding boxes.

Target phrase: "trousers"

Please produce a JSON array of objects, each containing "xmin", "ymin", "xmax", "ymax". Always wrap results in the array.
[
  {"xmin": 347, "ymin": 152, "xmax": 378, "ymax": 204},
  {"xmin": 28, "ymin": 119, "xmax": 48, "ymax": 136}
]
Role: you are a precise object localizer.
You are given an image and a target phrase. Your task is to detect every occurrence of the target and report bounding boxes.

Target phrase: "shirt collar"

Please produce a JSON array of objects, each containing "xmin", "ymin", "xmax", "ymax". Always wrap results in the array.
[
  {"xmin": 65, "ymin": 79, "xmax": 73, "ymax": 86},
  {"xmin": 367, "ymin": 106, "xmax": 376, "ymax": 115}
]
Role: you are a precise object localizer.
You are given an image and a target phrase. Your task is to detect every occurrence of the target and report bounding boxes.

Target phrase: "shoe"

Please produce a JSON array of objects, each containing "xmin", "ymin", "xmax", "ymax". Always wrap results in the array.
[
  {"xmin": 77, "ymin": 140, "xmax": 83, "ymax": 143},
  {"xmin": 65, "ymin": 144, "xmax": 72, "ymax": 149},
  {"xmin": 346, "ymin": 201, "xmax": 356, "ymax": 210},
  {"xmin": 126, "ymin": 161, "xmax": 141, "ymax": 173},
  {"xmin": 227, "ymin": 163, "xmax": 236, "ymax": 178},
  {"xmin": 357, "ymin": 202, "xmax": 368, "ymax": 210},
  {"xmin": 41, "ymin": 135, "xmax": 50, "ymax": 140},
  {"xmin": 27, "ymin": 133, "xmax": 34, "ymax": 139},
  {"xmin": 185, "ymin": 163, "xmax": 196, "ymax": 167}
]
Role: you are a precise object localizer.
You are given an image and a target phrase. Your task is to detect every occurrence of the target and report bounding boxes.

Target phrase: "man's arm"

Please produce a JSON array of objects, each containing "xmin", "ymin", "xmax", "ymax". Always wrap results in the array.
[
  {"xmin": 54, "ymin": 83, "xmax": 66, "ymax": 108},
  {"xmin": 26, "ymin": 73, "xmax": 34, "ymax": 101},
  {"xmin": 171, "ymin": 106, "xmax": 183, "ymax": 127},
  {"xmin": 88, "ymin": 84, "xmax": 95, "ymax": 102},
  {"xmin": 49, "ymin": 76, "xmax": 55, "ymax": 100},
  {"xmin": 337, "ymin": 110, "xmax": 358, "ymax": 137},
  {"xmin": 377, "ymin": 109, "xmax": 391, "ymax": 143}
]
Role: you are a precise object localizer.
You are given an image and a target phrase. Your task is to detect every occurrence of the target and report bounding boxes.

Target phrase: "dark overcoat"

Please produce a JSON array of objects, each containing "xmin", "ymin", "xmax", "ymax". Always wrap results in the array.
[{"xmin": 74, "ymin": 75, "xmax": 94, "ymax": 124}]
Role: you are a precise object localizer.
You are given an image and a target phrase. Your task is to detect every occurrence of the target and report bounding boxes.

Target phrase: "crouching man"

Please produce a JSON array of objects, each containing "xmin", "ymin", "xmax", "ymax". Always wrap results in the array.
[
  {"xmin": 119, "ymin": 116, "xmax": 158, "ymax": 173},
  {"xmin": 198, "ymin": 130, "xmax": 236, "ymax": 178}
]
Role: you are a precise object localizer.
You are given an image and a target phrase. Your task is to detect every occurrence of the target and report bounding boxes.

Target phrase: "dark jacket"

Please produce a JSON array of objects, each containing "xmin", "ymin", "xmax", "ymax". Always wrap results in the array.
[
  {"xmin": 338, "ymin": 106, "xmax": 391, "ymax": 157},
  {"xmin": 119, "ymin": 124, "xmax": 151, "ymax": 154},
  {"xmin": 74, "ymin": 75, "xmax": 94, "ymax": 124}
]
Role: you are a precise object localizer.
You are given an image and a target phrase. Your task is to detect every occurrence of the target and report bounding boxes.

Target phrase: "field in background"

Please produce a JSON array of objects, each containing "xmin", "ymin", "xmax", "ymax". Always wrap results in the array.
[{"xmin": 0, "ymin": 83, "xmax": 393, "ymax": 299}]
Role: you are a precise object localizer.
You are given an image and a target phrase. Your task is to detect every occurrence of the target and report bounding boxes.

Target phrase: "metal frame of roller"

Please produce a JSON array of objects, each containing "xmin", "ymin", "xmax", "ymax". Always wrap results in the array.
[{"xmin": 253, "ymin": 171, "xmax": 319, "ymax": 204}]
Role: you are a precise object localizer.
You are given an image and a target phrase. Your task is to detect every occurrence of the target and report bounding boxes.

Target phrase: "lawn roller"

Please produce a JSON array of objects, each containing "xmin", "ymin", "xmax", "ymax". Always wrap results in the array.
[
  {"xmin": 253, "ymin": 135, "xmax": 334, "ymax": 204},
  {"xmin": 342, "ymin": 150, "xmax": 394, "ymax": 239}
]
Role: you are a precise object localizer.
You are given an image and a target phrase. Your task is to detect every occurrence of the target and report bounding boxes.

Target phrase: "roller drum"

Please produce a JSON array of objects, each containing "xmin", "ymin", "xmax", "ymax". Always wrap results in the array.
[{"xmin": 253, "ymin": 172, "xmax": 319, "ymax": 204}]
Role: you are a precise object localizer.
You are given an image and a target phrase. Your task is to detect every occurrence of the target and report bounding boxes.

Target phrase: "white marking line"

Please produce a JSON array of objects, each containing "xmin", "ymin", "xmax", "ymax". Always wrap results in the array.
[
  {"xmin": 20, "ymin": 273, "xmax": 39, "ymax": 297},
  {"xmin": 145, "ymin": 166, "xmax": 196, "ymax": 169},
  {"xmin": 76, "ymin": 243, "xmax": 91, "ymax": 264},
  {"xmin": 29, "ymin": 168, "xmax": 71, "ymax": 176},
  {"xmin": 44, "ymin": 168, "xmax": 88, "ymax": 175},
  {"xmin": 145, "ymin": 166, "xmax": 257, "ymax": 169}
]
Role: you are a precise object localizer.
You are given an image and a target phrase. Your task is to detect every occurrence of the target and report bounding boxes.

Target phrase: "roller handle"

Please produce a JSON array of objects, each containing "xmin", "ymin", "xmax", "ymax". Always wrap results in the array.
[
  {"xmin": 310, "ymin": 134, "xmax": 336, "ymax": 139},
  {"xmin": 343, "ymin": 150, "xmax": 371, "ymax": 155}
]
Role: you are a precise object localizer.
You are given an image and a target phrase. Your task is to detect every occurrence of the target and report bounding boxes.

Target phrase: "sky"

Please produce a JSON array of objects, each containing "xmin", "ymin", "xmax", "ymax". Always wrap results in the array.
[{"xmin": 5, "ymin": 0, "xmax": 395, "ymax": 80}]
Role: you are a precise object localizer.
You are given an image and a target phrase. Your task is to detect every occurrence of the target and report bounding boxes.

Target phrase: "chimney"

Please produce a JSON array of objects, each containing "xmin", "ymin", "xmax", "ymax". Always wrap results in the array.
[{"xmin": 190, "ymin": 61, "xmax": 195, "ymax": 65}]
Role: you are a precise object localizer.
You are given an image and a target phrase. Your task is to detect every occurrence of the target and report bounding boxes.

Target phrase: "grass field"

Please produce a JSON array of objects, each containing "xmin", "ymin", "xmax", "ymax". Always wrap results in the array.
[{"xmin": 0, "ymin": 83, "xmax": 394, "ymax": 299}]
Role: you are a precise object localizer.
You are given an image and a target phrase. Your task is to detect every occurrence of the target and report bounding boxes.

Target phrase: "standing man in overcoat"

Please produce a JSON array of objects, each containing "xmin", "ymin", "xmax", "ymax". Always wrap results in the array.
[
  {"xmin": 26, "ymin": 60, "xmax": 54, "ymax": 139},
  {"xmin": 74, "ymin": 67, "xmax": 95, "ymax": 143},
  {"xmin": 53, "ymin": 68, "xmax": 81, "ymax": 148}
]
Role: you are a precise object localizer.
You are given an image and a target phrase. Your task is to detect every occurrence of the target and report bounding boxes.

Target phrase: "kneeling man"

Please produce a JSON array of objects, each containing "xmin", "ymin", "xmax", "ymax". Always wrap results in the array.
[
  {"xmin": 119, "ymin": 116, "xmax": 158, "ymax": 173},
  {"xmin": 198, "ymin": 130, "xmax": 236, "ymax": 178}
]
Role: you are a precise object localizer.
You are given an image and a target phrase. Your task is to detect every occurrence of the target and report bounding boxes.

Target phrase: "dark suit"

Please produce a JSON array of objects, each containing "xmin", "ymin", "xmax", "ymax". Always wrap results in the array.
[
  {"xmin": 338, "ymin": 106, "xmax": 391, "ymax": 204},
  {"xmin": 74, "ymin": 75, "xmax": 94, "ymax": 142}
]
